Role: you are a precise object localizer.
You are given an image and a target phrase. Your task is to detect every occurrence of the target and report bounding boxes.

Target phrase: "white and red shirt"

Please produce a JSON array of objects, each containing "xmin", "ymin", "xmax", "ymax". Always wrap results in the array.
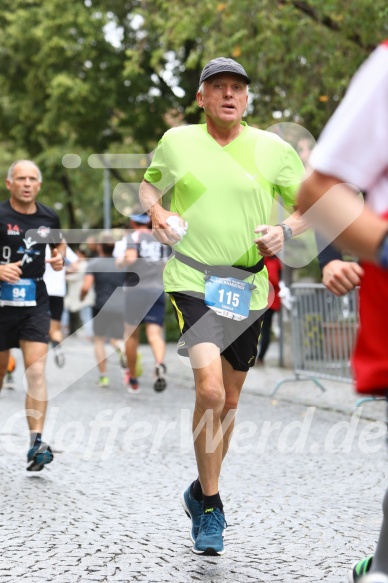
[
  {"xmin": 310, "ymin": 40, "xmax": 388, "ymax": 394},
  {"xmin": 310, "ymin": 40, "xmax": 388, "ymax": 214}
]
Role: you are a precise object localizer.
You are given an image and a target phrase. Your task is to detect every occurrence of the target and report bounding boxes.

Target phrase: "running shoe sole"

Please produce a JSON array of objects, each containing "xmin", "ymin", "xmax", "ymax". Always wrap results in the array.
[
  {"xmin": 153, "ymin": 377, "xmax": 167, "ymax": 392},
  {"xmin": 3, "ymin": 374, "xmax": 15, "ymax": 390},
  {"xmin": 153, "ymin": 364, "xmax": 167, "ymax": 392},
  {"xmin": 192, "ymin": 508, "xmax": 227, "ymax": 556},
  {"xmin": 192, "ymin": 546, "xmax": 225, "ymax": 556},
  {"xmin": 349, "ymin": 563, "xmax": 357, "ymax": 583},
  {"xmin": 127, "ymin": 380, "xmax": 140, "ymax": 394},
  {"xmin": 54, "ymin": 352, "xmax": 65, "ymax": 368}
]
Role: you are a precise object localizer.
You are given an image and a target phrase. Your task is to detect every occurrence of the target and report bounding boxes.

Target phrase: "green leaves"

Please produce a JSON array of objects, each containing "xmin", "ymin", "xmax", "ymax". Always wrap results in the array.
[{"xmin": 0, "ymin": 0, "xmax": 387, "ymax": 228}]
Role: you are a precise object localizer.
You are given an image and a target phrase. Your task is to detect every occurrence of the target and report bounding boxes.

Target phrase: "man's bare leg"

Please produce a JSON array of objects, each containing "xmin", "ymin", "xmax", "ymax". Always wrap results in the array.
[
  {"xmin": 146, "ymin": 323, "xmax": 167, "ymax": 391},
  {"xmin": 145, "ymin": 323, "xmax": 165, "ymax": 366},
  {"xmin": 20, "ymin": 340, "xmax": 53, "ymax": 471},
  {"xmin": 49, "ymin": 319, "xmax": 62, "ymax": 344},
  {"xmin": 93, "ymin": 335, "xmax": 107, "ymax": 375},
  {"xmin": 220, "ymin": 356, "xmax": 247, "ymax": 459},
  {"xmin": 187, "ymin": 343, "xmax": 229, "ymax": 554},
  {"xmin": 124, "ymin": 324, "xmax": 140, "ymax": 377},
  {"xmin": 0, "ymin": 349, "xmax": 10, "ymax": 390},
  {"xmin": 190, "ymin": 343, "xmax": 224, "ymax": 497},
  {"xmin": 20, "ymin": 340, "xmax": 48, "ymax": 433}
]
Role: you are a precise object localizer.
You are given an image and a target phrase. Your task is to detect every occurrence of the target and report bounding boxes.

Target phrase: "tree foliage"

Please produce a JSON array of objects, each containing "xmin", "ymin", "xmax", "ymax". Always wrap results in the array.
[{"xmin": 0, "ymin": 0, "xmax": 387, "ymax": 227}]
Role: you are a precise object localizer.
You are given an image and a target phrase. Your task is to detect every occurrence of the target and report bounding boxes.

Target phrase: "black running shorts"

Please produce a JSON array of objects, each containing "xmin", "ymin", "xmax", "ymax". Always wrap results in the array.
[
  {"xmin": 169, "ymin": 291, "xmax": 265, "ymax": 372},
  {"xmin": 0, "ymin": 305, "xmax": 50, "ymax": 350},
  {"xmin": 48, "ymin": 295, "xmax": 64, "ymax": 322},
  {"xmin": 0, "ymin": 281, "xmax": 50, "ymax": 350}
]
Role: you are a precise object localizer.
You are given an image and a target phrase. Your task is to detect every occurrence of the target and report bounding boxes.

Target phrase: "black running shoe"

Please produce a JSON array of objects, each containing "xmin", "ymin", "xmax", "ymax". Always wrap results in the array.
[
  {"xmin": 53, "ymin": 343, "xmax": 65, "ymax": 368},
  {"xmin": 153, "ymin": 363, "xmax": 167, "ymax": 392},
  {"xmin": 4, "ymin": 372, "xmax": 15, "ymax": 390}
]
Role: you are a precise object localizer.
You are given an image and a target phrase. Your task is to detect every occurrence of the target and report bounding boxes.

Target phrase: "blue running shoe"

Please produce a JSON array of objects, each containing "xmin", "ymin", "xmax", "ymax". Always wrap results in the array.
[
  {"xmin": 27, "ymin": 442, "xmax": 54, "ymax": 472},
  {"xmin": 193, "ymin": 508, "xmax": 227, "ymax": 556},
  {"xmin": 181, "ymin": 485, "xmax": 203, "ymax": 542}
]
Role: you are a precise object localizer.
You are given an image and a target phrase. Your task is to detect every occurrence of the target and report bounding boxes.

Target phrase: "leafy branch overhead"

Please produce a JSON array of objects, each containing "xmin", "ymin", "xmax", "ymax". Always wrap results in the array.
[{"xmin": 0, "ymin": 0, "xmax": 386, "ymax": 227}]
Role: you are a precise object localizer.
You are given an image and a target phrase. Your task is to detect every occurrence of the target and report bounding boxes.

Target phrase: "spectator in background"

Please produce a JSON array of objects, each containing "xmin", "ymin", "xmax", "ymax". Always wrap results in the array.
[
  {"xmin": 117, "ymin": 211, "xmax": 170, "ymax": 394},
  {"xmin": 296, "ymin": 135, "xmax": 315, "ymax": 173},
  {"xmin": 113, "ymin": 221, "xmax": 131, "ymax": 260},
  {"xmin": 83, "ymin": 235, "xmax": 98, "ymax": 259},
  {"xmin": 256, "ymin": 255, "xmax": 282, "ymax": 365},
  {"xmin": 80, "ymin": 232, "xmax": 126, "ymax": 388},
  {"xmin": 64, "ymin": 247, "xmax": 94, "ymax": 338},
  {"xmin": 44, "ymin": 244, "xmax": 78, "ymax": 366}
]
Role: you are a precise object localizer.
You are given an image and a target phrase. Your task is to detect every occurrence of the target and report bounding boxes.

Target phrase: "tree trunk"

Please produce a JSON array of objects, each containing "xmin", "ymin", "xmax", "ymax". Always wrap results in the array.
[{"xmin": 59, "ymin": 173, "xmax": 77, "ymax": 229}]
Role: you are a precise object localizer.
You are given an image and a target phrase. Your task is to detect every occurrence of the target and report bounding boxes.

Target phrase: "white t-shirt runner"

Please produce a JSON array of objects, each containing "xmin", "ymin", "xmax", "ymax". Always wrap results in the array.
[
  {"xmin": 310, "ymin": 40, "xmax": 388, "ymax": 214},
  {"xmin": 44, "ymin": 245, "xmax": 78, "ymax": 297},
  {"xmin": 309, "ymin": 40, "xmax": 388, "ymax": 394}
]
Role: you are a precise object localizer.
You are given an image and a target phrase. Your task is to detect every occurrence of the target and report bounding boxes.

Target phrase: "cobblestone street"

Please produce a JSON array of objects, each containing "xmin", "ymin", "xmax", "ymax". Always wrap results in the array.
[{"xmin": 0, "ymin": 336, "xmax": 386, "ymax": 583}]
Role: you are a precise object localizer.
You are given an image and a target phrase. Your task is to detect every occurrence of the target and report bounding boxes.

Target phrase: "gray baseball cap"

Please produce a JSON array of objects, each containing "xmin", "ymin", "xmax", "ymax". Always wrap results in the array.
[{"xmin": 199, "ymin": 57, "xmax": 251, "ymax": 85}]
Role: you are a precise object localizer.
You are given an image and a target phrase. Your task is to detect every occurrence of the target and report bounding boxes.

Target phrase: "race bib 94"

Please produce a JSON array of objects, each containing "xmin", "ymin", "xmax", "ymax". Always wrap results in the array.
[{"xmin": 0, "ymin": 279, "xmax": 37, "ymax": 307}]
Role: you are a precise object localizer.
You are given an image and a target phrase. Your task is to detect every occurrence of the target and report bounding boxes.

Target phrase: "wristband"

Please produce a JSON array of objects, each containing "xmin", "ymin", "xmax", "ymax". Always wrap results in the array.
[
  {"xmin": 377, "ymin": 233, "xmax": 388, "ymax": 269},
  {"xmin": 275, "ymin": 223, "xmax": 293, "ymax": 241}
]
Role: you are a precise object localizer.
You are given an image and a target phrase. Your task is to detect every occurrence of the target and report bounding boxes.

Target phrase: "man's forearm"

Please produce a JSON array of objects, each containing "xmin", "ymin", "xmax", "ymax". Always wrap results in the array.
[
  {"xmin": 298, "ymin": 171, "xmax": 388, "ymax": 262},
  {"xmin": 57, "ymin": 242, "xmax": 67, "ymax": 262},
  {"xmin": 282, "ymin": 209, "xmax": 308, "ymax": 238},
  {"xmin": 139, "ymin": 180, "xmax": 164, "ymax": 218}
]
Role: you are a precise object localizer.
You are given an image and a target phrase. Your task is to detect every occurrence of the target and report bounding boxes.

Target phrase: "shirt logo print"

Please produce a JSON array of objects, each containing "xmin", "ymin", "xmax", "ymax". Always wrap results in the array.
[
  {"xmin": 7, "ymin": 224, "xmax": 21, "ymax": 235},
  {"xmin": 17, "ymin": 236, "xmax": 41, "ymax": 266}
]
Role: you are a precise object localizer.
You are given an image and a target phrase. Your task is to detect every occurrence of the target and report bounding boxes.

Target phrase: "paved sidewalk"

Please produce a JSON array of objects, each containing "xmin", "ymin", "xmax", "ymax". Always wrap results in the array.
[
  {"xmin": 0, "ymin": 336, "xmax": 386, "ymax": 583},
  {"xmin": 245, "ymin": 342, "xmax": 386, "ymax": 423}
]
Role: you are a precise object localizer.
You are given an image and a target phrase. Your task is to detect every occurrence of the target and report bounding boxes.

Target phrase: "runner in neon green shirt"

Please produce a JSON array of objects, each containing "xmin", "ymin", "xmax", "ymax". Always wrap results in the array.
[
  {"xmin": 139, "ymin": 57, "xmax": 306, "ymax": 556},
  {"xmin": 145, "ymin": 121, "xmax": 303, "ymax": 310}
]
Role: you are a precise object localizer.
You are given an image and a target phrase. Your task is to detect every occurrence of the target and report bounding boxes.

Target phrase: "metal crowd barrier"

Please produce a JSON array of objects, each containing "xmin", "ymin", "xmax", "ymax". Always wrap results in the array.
[{"xmin": 271, "ymin": 283, "xmax": 359, "ymax": 396}]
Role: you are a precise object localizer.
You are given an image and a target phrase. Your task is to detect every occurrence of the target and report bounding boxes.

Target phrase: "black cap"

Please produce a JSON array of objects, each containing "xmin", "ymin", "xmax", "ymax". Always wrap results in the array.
[{"xmin": 199, "ymin": 57, "xmax": 251, "ymax": 86}]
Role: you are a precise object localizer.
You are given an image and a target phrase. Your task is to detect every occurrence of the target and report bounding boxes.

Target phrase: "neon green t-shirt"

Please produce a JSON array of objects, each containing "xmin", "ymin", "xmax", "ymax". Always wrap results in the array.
[{"xmin": 144, "ymin": 122, "xmax": 304, "ymax": 310}]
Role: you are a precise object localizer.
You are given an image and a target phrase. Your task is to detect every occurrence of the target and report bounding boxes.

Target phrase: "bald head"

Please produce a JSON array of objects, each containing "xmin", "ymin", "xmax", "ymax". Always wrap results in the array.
[{"xmin": 7, "ymin": 160, "xmax": 42, "ymax": 183}]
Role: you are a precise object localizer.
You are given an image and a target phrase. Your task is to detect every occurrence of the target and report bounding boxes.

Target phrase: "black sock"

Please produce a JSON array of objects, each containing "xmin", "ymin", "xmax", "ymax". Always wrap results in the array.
[
  {"xmin": 52, "ymin": 340, "xmax": 59, "ymax": 348},
  {"xmin": 203, "ymin": 492, "xmax": 223, "ymax": 513},
  {"xmin": 190, "ymin": 479, "xmax": 203, "ymax": 502},
  {"xmin": 30, "ymin": 432, "xmax": 42, "ymax": 447}
]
